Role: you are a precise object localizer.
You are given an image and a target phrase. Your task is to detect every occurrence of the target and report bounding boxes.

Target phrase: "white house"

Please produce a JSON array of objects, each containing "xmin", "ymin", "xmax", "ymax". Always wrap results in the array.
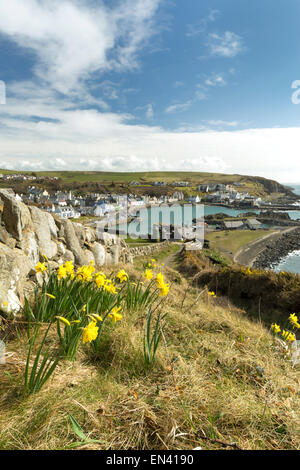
[{"xmin": 55, "ymin": 206, "xmax": 80, "ymax": 219}]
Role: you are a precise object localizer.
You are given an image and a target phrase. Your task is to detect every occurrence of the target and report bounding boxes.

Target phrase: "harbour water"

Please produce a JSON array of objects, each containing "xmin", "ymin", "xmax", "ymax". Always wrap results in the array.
[{"xmin": 271, "ymin": 184, "xmax": 300, "ymax": 273}]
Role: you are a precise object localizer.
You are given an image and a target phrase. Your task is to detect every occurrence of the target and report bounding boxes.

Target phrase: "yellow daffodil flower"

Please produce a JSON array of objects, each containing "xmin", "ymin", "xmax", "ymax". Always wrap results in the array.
[
  {"xmin": 289, "ymin": 313, "xmax": 300, "ymax": 329},
  {"xmin": 95, "ymin": 272, "xmax": 106, "ymax": 288},
  {"xmin": 108, "ymin": 306, "xmax": 123, "ymax": 323},
  {"xmin": 159, "ymin": 283, "xmax": 170, "ymax": 297},
  {"xmin": 271, "ymin": 323, "xmax": 281, "ymax": 334},
  {"xmin": 116, "ymin": 269, "xmax": 128, "ymax": 283},
  {"xmin": 82, "ymin": 321, "xmax": 99, "ymax": 344},
  {"xmin": 35, "ymin": 262, "xmax": 47, "ymax": 273},
  {"xmin": 144, "ymin": 269, "xmax": 153, "ymax": 280},
  {"xmin": 57, "ymin": 264, "xmax": 67, "ymax": 280}
]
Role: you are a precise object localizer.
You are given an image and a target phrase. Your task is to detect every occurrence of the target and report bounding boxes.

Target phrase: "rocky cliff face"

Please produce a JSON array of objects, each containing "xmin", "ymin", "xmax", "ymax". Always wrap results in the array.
[
  {"xmin": 0, "ymin": 190, "xmax": 133, "ymax": 317},
  {"xmin": 246, "ymin": 176, "xmax": 297, "ymax": 198}
]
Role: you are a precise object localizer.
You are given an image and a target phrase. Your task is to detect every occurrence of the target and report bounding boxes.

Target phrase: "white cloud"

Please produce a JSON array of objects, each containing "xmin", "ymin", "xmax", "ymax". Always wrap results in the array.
[
  {"xmin": 207, "ymin": 120, "xmax": 239, "ymax": 127},
  {"xmin": 1, "ymin": 87, "xmax": 300, "ymax": 182},
  {"xmin": 174, "ymin": 81, "xmax": 184, "ymax": 88},
  {"xmin": 165, "ymin": 101, "xmax": 192, "ymax": 114},
  {"xmin": 204, "ymin": 73, "xmax": 227, "ymax": 87},
  {"xmin": 146, "ymin": 104, "xmax": 154, "ymax": 119},
  {"xmin": 0, "ymin": 0, "xmax": 161, "ymax": 94},
  {"xmin": 207, "ymin": 31, "xmax": 244, "ymax": 58},
  {"xmin": 186, "ymin": 9, "xmax": 219, "ymax": 37}
]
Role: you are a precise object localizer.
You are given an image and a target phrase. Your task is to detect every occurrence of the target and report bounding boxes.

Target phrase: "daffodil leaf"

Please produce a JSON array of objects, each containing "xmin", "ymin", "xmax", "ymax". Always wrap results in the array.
[{"xmin": 69, "ymin": 414, "xmax": 88, "ymax": 441}]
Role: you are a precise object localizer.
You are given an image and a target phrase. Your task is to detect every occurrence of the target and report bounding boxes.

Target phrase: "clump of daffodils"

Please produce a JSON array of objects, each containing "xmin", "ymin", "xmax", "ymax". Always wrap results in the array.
[{"xmin": 271, "ymin": 313, "xmax": 299, "ymax": 344}]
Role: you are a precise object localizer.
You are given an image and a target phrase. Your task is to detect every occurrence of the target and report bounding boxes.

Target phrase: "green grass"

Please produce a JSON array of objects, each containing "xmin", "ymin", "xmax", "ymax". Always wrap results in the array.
[{"xmin": 206, "ymin": 229, "xmax": 276, "ymax": 259}]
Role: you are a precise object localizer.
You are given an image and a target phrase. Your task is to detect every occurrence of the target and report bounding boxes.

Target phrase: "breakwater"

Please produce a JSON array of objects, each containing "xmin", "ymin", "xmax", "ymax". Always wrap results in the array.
[{"xmin": 253, "ymin": 228, "xmax": 300, "ymax": 270}]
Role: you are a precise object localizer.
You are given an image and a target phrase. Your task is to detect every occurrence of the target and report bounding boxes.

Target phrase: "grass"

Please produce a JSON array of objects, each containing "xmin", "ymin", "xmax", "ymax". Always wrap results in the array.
[
  {"xmin": 206, "ymin": 229, "xmax": 276, "ymax": 260},
  {"xmin": 0, "ymin": 255, "xmax": 299, "ymax": 450}
]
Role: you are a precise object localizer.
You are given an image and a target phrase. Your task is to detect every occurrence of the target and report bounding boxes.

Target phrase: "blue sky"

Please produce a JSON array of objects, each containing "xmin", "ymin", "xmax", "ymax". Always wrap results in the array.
[{"xmin": 0, "ymin": 0, "xmax": 300, "ymax": 182}]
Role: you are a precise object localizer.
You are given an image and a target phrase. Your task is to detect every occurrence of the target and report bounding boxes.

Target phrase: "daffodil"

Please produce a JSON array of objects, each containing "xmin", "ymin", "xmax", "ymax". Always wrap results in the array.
[
  {"xmin": 46, "ymin": 293, "xmax": 56, "ymax": 299},
  {"xmin": 82, "ymin": 321, "xmax": 99, "ymax": 344},
  {"xmin": 57, "ymin": 264, "xmax": 67, "ymax": 280},
  {"xmin": 289, "ymin": 313, "xmax": 300, "ymax": 329},
  {"xmin": 64, "ymin": 261, "xmax": 74, "ymax": 275},
  {"xmin": 91, "ymin": 314, "xmax": 103, "ymax": 322},
  {"xmin": 159, "ymin": 283, "xmax": 170, "ymax": 297},
  {"xmin": 56, "ymin": 316, "xmax": 71, "ymax": 326},
  {"xmin": 281, "ymin": 330, "xmax": 296, "ymax": 342},
  {"xmin": 35, "ymin": 262, "xmax": 47, "ymax": 273},
  {"xmin": 271, "ymin": 323, "xmax": 281, "ymax": 334},
  {"xmin": 144, "ymin": 268, "xmax": 153, "ymax": 280},
  {"xmin": 77, "ymin": 264, "xmax": 95, "ymax": 282},
  {"xmin": 95, "ymin": 272, "xmax": 106, "ymax": 288},
  {"xmin": 116, "ymin": 269, "xmax": 128, "ymax": 283},
  {"xmin": 108, "ymin": 307, "xmax": 123, "ymax": 323},
  {"xmin": 103, "ymin": 280, "xmax": 117, "ymax": 294},
  {"xmin": 156, "ymin": 272, "xmax": 165, "ymax": 288}
]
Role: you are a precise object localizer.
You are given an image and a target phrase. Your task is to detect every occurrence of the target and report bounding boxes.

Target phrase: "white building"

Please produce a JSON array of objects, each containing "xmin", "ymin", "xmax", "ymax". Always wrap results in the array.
[{"xmin": 55, "ymin": 206, "xmax": 80, "ymax": 219}]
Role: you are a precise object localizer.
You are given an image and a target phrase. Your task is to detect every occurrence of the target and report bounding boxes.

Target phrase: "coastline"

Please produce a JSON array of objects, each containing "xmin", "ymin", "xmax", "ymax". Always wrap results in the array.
[{"xmin": 234, "ymin": 226, "xmax": 300, "ymax": 268}]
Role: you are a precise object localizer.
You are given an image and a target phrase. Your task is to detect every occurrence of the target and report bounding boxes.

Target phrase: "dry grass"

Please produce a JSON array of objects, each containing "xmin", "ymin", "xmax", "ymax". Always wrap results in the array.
[{"xmin": 0, "ymin": 263, "xmax": 299, "ymax": 450}]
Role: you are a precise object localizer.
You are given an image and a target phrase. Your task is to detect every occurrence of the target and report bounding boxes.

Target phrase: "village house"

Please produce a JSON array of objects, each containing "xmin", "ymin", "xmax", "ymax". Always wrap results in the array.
[
  {"xmin": 172, "ymin": 181, "xmax": 190, "ymax": 187},
  {"xmin": 55, "ymin": 205, "xmax": 80, "ymax": 219}
]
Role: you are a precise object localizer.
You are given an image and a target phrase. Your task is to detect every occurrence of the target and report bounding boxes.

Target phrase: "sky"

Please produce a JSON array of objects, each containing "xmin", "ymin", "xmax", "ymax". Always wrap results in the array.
[{"xmin": 0, "ymin": 0, "xmax": 300, "ymax": 183}]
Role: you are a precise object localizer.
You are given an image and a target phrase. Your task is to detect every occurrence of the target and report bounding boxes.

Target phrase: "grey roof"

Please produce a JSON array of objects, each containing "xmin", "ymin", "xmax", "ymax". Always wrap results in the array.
[
  {"xmin": 223, "ymin": 221, "xmax": 245, "ymax": 229},
  {"xmin": 246, "ymin": 218, "xmax": 262, "ymax": 226}
]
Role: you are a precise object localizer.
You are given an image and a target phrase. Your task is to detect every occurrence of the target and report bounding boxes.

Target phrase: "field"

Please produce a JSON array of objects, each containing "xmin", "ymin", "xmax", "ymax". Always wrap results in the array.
[{"xmin": 205, "ymin": 229, "xmax": 276, "ymax": 262}]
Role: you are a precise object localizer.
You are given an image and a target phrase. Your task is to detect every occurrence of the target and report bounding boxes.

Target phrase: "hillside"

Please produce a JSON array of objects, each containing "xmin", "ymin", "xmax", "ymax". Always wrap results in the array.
[
  {"xmin": 0, "ymin": 248, "xmax": 299, "ymax": 451},
  {"xmin": 0, "ymin": 169, "xmax": 296, "ymax": 198}
]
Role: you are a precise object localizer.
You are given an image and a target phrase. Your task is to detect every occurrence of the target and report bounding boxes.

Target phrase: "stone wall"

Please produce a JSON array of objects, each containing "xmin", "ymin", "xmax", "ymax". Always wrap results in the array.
[
  {"xmin": 128, "ymin": 240, "xmax": 170, "ymax": 258},
  {"xmin": 0, "ymin": 190, "xmax": 132, "ymax": 317}
]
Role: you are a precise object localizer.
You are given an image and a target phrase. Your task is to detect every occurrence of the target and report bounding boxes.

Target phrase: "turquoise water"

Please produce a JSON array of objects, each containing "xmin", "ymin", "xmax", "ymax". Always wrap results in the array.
[
  {"xmin": 203, "ymin": 205, "xmax": 259, "ymax": 217},
  {"xmin": 117, "ymin": 204, "xmax": 260, "ymax": 234}
]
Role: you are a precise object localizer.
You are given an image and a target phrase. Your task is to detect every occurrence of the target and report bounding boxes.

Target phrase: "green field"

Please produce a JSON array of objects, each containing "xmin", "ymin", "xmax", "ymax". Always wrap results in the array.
[{"xmin": 206, "ymin": 229, "xmax": 276, "ymax": 260}]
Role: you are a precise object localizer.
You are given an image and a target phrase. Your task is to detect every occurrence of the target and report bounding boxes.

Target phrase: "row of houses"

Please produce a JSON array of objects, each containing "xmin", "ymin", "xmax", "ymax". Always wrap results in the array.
[
  {"xmin": 0, "ymin": 174, "xmax": 59, "ymax": 181},
  {"xmin": 17, "ymin": 187, "xmax": 188, "ymax": 220}
]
